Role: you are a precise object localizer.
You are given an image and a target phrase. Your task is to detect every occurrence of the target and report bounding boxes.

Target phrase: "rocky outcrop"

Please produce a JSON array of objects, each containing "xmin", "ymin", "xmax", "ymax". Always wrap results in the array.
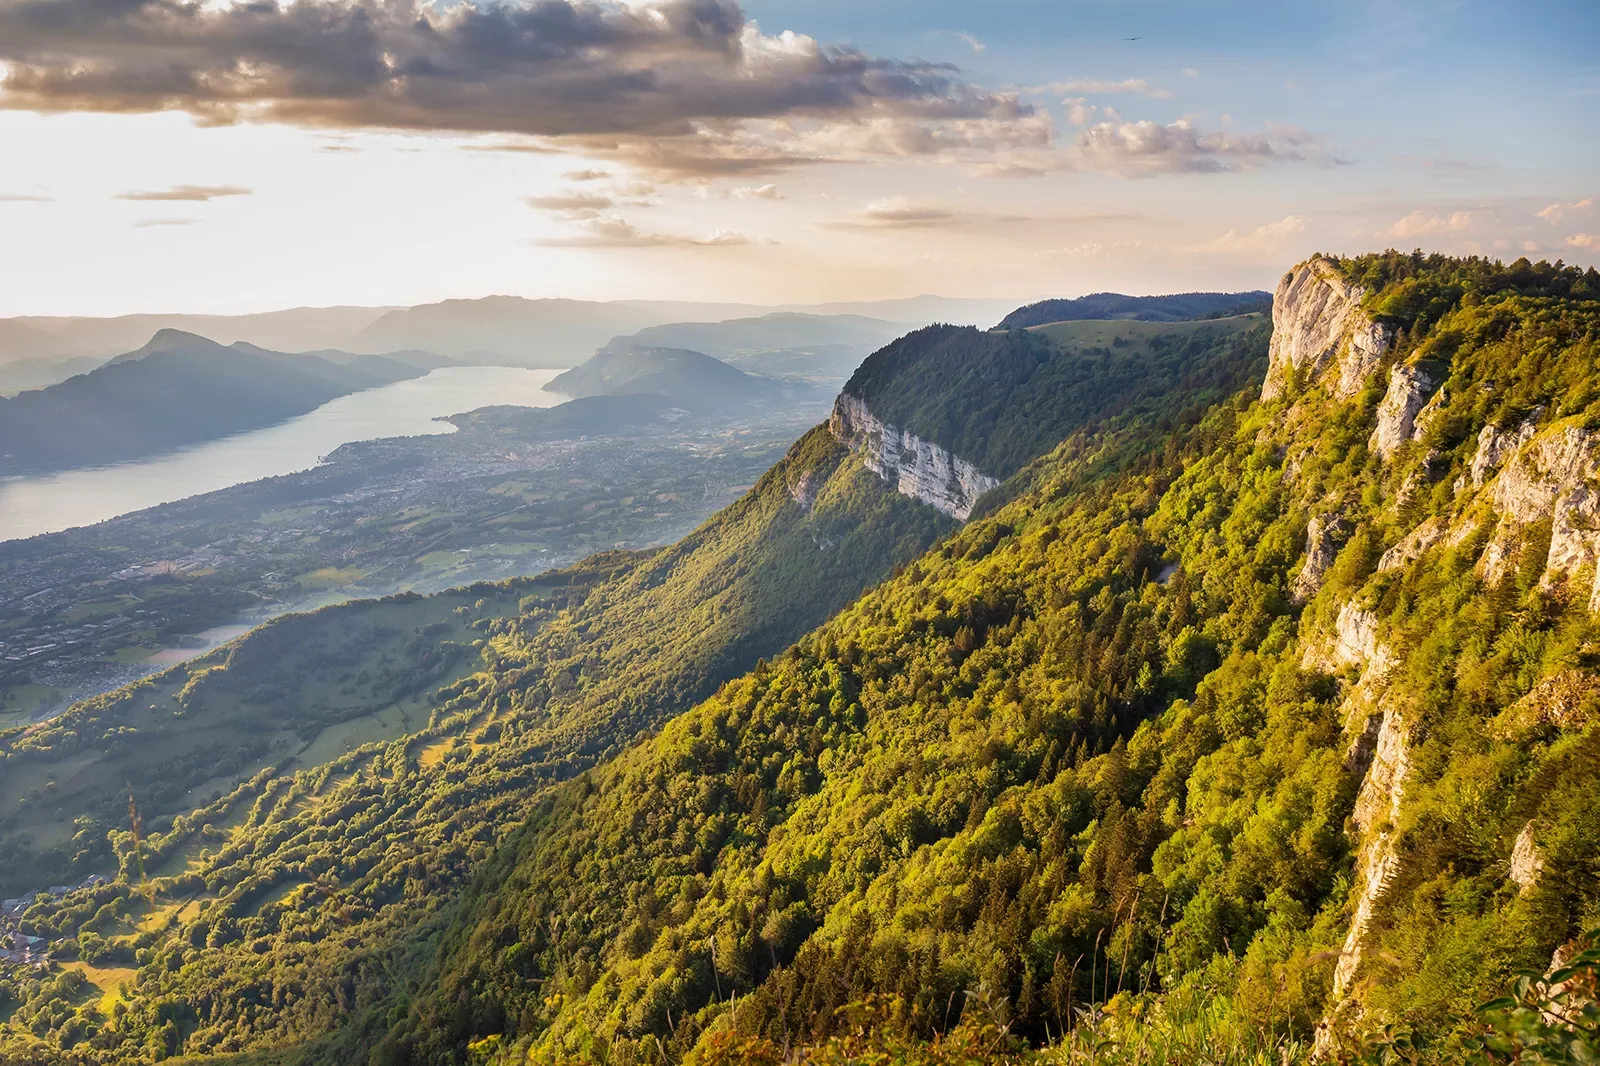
[
  {"xmin": 1471, "ymin": 414, "xmax": 1541, "ymax": 487},
  {"xmin": 1509, "ymin": 823, "xmax": 1545, "ymax": 894},
  {"xmin": 1370, "ymin": 364, "xmax": 1438, "ymax": 460},
  {"xmin": 1293, "ymin": 512, "xmax": 1352, "ymax": 603},
  {"xmin": 1478, "ymin": 425, "xmax": 1600, "ymax": 605},
  {"xmin": 788, "ymin": 469, "xmax": 820, "ymax": 512},
  {"xmin": 829, "ymin": 393, "xmax": 999, "ymax": 520},
  {"xmin": 1262, "ymin": 258, "xmax": 1393, "ymax": 402},
  {"xmin": 1329, "ymin": 705, "xmax": 1411, "ymax": 1005},
  {"xmin": 1379, "ymin": 516, "xmax": 1448, "ymax": 572},
  {"xmin": 1311, "ymin": 603, "xmax": 1394, "ymax": 676},
  {"xmin": 1494, "ymin": 670, "xmax": 1600, "ymax": 736}
]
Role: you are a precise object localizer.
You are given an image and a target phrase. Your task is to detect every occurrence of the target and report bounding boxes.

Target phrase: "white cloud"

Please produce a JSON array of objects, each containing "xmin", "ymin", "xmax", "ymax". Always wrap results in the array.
[
  {"xmin": 1386, "ymin": 210, "xmax": 1476, "ymax": 239},
  {"xmin": 1537, "ymin": 198, "xmax": 1594, "ymax": 223},
  {"xmin": 1568, "ymin": 233, "xmax": 1600, "ymax": 252},
  {"xmin": 732, "ymin": 184, "xmax": 784, "ymax": 200},
  {"xmin": 1035, "ymin": 78, "xmax": 1172, "ymax": 99},
  {"xmin": 1181, "ymin": 68, "xmax": 1199, "ymax": 78},
  {"xmin": 115, "ymin": 184, "xmax": 252, "ymax": 202},
  {"xmin": 1073, "ymin": 119, "xmax": 1317, "ymax": 176},
  {"xmin": 1197, "ymin": 214, "xmax": 1307, "ymax": 253},
  {"xmin": 535, "ymin": 216, "xmax": 756, "ymax": 248},
  {"xmin": 956, "ymin": 32, "xmax": 986, "ymax": 53},
  {"xmin": 1063, "ymin": 98, "xmax": 1095, "ymax": 126}
]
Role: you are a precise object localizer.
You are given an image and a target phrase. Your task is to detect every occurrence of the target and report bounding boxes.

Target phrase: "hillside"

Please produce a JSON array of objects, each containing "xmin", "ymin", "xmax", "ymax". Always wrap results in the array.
[
  {"xmin": 0, "ymin": 304, "xmax": 1282, "ymax": 1065},
  {"xmin": 0, "ymin": 331, "xmax": 436, "ymax": 475},
  {"xmin": 998, "ymin": 290, "xmax": 1271, "ymax": 329},
  {"xmin": 609, "ymin": 313, "xmax": 911, "ymax": 386},
  {"xmin": 380, "ymin": 253, "xmax": 1600, "ymax": 1064},
  {"xmin": 352, "ymin": 297, "xmax": 673, "ymax": 365},
  {"xmin": 0, "ymin": 427, "xmax": 951, "ymax": 1063},
  {"xmin": 5, "ymin": 256, "xmax": 1600, "ymax": 1065},
  {"xmin": 836, "ymin": 314, "xmax": 1266, "ymax": 494},
  {"xmin": 3, "ymin": 307, "xmax": 394, "ymax": 362},
  {"xmin": 547, "ymin": 346, "xmax": 791, "ymax": 411}
]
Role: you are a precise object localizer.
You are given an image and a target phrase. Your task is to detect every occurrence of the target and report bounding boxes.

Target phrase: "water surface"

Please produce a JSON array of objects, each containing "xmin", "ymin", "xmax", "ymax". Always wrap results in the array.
[{"xmin": 0, "ymin": 366, "xmax": 564, "ymax": 541}]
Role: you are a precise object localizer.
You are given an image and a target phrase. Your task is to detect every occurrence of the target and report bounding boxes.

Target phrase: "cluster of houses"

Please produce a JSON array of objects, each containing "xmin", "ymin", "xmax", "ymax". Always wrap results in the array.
[
  {"xmin": 0, "ymin": 873, "xmax": 109, "ymax": 969},
  {"xmin": 0, "ymin": 929, "xmax": 48, "ymax": 968}
]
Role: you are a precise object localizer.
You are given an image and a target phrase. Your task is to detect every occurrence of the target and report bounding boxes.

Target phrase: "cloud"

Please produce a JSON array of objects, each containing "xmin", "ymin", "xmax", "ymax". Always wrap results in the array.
[
  {"xmin": 1064, "ymin": 98, "xmax": 1095, "ymax": 126},
  {"xmin": 0, "ymin": 0, "xmax": 1041, "ymax": 178},
  {"xmin": 1568, "ymin": 233, "xmax": 1600, "ymax": 252},
  {"xmin": 115, "ymin": 184, "xmax": 252, "ymax": 202},
  {"xmin": 1538, "ymin": 198, "xmax": 1593, "ymax": 223},
  {"xmin": 1197, "ymin": 214, "xmax": 1307, "ymax": 253},
  {"xmin": 732, "ymin": 183, "xmax": 783, "ymax": 200},
  {"xmin": 0, "ymin": 191, "xmax": 51, "ymax": 202},
  {"xmin": 133, "ymin": 217, "xmax": 200, "ymax": 227},
  {"xmin": 955, "ymin": 32, "xmax": 986, "ymax": 53},
  {"xmin": 1385, "ymin": 210, "xmax": 1476, "ymax": 238},
  {"xmin": 1181, "ymin": 68, "xmax": 1199, "ymax": 78},
  {"xmin": 527, "ymin": 192, "xmax": 617, "ymax": 217},
  {"xmin": 825, "ymin": 196, "xmax": 1027, "ymax": 230},
  {"xmin": 1034, "ymin": 78, "xmax": 1172, "ymax": 99},
  {"xmin": 1072, "ymin": 119, "xmax": 1317, "ymax": 176},
  {"xmin": 564, "ymin": 169, "xmax": 612, "ymax": 182},
  {"xmin": 535, "ymin": 215, "xmax": 755, "ymax": 248}
]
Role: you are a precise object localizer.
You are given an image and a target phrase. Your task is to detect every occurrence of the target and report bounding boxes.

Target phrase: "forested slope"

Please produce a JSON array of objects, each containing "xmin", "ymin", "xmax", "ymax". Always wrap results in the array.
[
  {"xmin": 379, "ymin": 253, "xmax": 1600, "ymax": 1065},
  {"xmin": 0, "ymin": 300, "xmax": 1279, "ymax": 1065},
  {"xmin": 0, "ymin": 426, "xmax": 949, "ymax": 1063},
  {"xmin": 6, "ymin": 254, "xmax": 1600, "ymax": 1066},
  {"xmin": 840, "ymin": 316, "xmax": 1266, "ymax": 480}
]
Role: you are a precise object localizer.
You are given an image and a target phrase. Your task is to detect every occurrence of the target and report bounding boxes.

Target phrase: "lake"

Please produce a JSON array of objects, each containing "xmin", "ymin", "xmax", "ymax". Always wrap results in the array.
[{"xmin": 0, "ymin": 366, "xmax": 566, "ymax": 542}]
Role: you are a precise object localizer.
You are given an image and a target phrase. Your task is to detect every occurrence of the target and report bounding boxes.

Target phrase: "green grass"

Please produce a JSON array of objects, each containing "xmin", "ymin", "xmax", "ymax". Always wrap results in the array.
[
  {"xmin": 1026, "ymin": 312, "xmax": 1264, "ymax": 348},
  {"xmin": 0, "ymin": 682, "xmax": 66, "ymax": 722},
  {"xmin": 292, "ymin": 566, "xmax": 367, "ymax": 590},
  {"xmin": 0, "ymin": 582, "xmax": 534, "ymax": 896}
]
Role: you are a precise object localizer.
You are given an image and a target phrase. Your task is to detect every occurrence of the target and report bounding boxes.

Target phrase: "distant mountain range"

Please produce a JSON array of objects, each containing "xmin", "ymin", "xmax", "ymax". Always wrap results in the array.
[
  {"xmin": 606, "ymin": 312, "xmax": 913, "ymax": 386},
  {"xmin": 998, "ymin": 290, "xmax": 1272, "ymax": 329},
  {"xmin": 547, "ymin": 345, "xmax": 794, "ymax": 412},
  {"xmin": 0, "ymin": 329, "xmax": 449, "ymax": 476},
  {"xmin": 0, "ymin": 295, "xmax": 1030, "ymax": 371}
]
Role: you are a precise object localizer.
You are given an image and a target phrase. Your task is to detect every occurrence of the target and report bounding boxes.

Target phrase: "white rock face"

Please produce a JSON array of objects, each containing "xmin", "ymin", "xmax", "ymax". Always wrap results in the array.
[
  {"xmin": 1379, "ymin": 516, "xmax": 1448, "ymax": 572},
  {"xmin": 1292, "ymin": 512, "xmax": 1351, "ymax": 603},
  {"xmin": 1262, "ymin": 258, "xmax": 1393, "ymax": 402},
  {"xmin": 829, "ymin": 393, "xmax": 999, "ymax": 520},
  {"xmin": 1331, "ymin": 603, "xmax": 1392, "ymax": 674},
  {"xmin": 1329, "ymin": 705, "xmax": 1411, "ymax": 1003},
  {"xmin": 1370, "ymin": 364, "xmax": 1438, "ymax": 460},
  {"xmin": 1471, "ymin": 415, "xmax": 1540, "ymax": 487},
  {"xmin": 1509, "ymin": 823, "xmax": 1544, "ymax": 894},
  {"xmin": 1479, "ymin": 425, "xmax": 1600, "ymax": 605}
]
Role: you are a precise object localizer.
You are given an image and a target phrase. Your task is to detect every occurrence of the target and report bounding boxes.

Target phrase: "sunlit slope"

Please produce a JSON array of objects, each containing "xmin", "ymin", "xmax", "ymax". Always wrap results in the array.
[{"xmin": 384, "ymin": 255, "xmax": 1600, "ymax": 1065}]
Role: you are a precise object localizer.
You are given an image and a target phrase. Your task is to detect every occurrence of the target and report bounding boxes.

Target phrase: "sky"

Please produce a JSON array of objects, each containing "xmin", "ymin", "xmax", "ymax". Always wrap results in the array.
[{"xmin": 0, "ymin": 0, "xmax": 1595, "ymax": 317}]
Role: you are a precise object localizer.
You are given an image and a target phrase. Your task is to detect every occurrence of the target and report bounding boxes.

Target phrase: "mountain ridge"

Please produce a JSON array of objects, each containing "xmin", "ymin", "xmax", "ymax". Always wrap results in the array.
[{"xmin": 0, "ymin": 330, "xmax": 439, "ymax": 475}]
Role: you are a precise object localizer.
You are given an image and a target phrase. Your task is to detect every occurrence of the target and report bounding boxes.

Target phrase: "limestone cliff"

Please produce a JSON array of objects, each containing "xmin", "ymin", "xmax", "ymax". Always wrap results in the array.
[
  {"xmin": 1261, "ymin": 257, "xmax": 1393, "ymax": 402},
  {"xmin": 1370, "ymin": 363, "xmax": 1439, "ymax": 460},
  {"xmin": 829, "ymin": 393, "xmax": 1000, "ymax": 520},
  {"xmin": 1476, "ymin": 423, "xmax": 1600, "ymax": 606}
]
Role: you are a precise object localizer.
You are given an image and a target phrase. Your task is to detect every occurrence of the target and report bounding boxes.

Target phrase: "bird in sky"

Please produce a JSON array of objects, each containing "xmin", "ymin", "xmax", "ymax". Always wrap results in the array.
[{"xmin": 1123, "ymin": 36, "xmax": 1143, "ymax": 40}]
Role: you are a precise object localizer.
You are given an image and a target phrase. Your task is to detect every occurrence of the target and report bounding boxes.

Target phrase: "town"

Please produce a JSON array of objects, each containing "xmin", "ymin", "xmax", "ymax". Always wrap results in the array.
[{"xmin": 0, "ymin": 404, "xmax": 819, "ymax": 727}]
